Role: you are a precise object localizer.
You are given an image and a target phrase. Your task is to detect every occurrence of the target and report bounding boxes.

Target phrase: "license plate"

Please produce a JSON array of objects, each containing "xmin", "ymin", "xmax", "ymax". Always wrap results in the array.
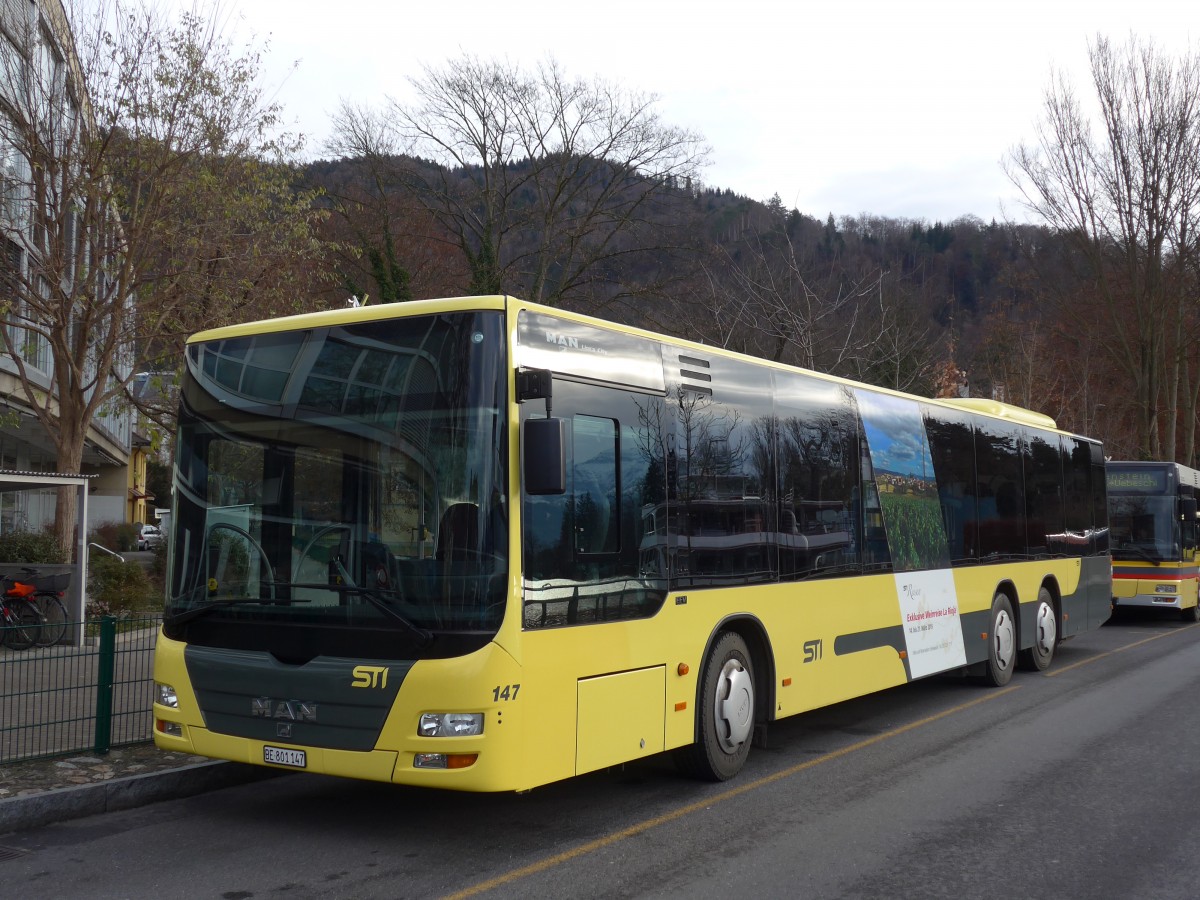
[{"xmin": 263, "ymin": 745, "xmax": 307, "ymax": 768}]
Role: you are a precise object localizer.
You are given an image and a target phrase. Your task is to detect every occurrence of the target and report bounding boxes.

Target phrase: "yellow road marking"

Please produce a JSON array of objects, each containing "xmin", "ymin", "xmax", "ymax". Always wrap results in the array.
[
  {"xmin": 1047, "ymin": 622, "xmax": 1198, "ymax": 677},
  {"xmin": 442, "ymin": 686, "xmax": 1018, "ymax": 899}
]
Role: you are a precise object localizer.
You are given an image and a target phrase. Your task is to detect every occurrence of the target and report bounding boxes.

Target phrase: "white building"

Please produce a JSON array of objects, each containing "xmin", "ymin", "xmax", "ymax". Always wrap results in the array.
[{"xmin": 0, "ymin": 0, "xmax": 137, "ymax": 537}]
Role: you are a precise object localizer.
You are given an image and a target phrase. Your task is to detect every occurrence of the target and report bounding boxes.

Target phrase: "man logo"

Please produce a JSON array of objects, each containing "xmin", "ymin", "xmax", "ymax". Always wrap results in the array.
[
  {"xmin": 352, "ymin": 665, "xmax": 389, "ymax": 689},
  {"xmin": 250, "ymin": 698, "xmax": 317, "ymax": 721}
]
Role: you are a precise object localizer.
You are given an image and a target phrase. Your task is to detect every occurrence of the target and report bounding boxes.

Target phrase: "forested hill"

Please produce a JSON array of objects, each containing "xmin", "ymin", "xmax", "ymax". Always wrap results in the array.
[{"xmin": 304, "ymin": 155, "xmax": 1100, "ymax": 448}]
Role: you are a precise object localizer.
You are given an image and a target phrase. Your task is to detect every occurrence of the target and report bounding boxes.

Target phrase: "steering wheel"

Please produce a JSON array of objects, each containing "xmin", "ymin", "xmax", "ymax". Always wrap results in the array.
[{"xmin": 205, "ymin": 522, "xmax": 277, "ymax": 600}]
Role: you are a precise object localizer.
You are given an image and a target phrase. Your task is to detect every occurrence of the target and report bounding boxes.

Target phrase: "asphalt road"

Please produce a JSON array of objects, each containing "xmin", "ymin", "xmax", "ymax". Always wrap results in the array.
[{"xmin": 1, "ymin": 608, "xmax": 1197, "ymax": 899}]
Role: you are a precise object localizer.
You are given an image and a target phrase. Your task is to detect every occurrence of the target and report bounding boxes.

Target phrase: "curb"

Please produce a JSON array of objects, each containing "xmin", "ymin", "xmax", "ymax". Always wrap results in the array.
[{"xmin": 0, "ymin": 760, "xmax": 286, "ymax": 834}]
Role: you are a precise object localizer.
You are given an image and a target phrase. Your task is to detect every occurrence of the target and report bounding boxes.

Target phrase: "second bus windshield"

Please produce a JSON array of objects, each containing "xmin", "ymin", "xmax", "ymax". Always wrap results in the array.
[{"xmin": 1109, "ymin": 493, "xmax": 1179, "ymax": 561}]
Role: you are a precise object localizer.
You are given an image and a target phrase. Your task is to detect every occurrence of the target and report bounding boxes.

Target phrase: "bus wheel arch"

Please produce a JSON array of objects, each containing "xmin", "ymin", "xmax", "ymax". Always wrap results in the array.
[
  {"xmin": 1019, "ymin": 581, "xmax": 1060, "ymax": 671},
  {"xmin": 675, "ymin": 619, "xmax": 773, "ymax": 781}
]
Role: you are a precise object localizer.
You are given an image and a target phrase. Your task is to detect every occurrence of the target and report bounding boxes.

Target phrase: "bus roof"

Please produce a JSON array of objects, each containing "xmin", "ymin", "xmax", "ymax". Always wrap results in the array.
[{"xmin": 187, "ymin": 294, "xmax": 1087, "ymax": 442}]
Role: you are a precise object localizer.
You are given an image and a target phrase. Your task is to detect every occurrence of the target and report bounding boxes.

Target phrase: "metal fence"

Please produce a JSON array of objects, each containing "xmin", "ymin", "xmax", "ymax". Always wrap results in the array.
[{"xmin": 0, "ymin": 615, "xmax": 161, "ymax": 764}]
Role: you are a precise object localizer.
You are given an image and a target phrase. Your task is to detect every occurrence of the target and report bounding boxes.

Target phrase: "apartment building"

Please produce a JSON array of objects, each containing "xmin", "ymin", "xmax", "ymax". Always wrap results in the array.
[{"xmin": 0, "ymin": 0, "xmax": 139, "ymax": 536}]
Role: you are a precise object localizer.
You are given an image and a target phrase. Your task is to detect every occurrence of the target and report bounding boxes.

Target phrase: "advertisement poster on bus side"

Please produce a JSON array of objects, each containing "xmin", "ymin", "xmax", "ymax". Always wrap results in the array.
[
  {"xmin": 854, "ymin": 389, "xmax": 966, "ymax": 677},
  {"xmin": 895, "ymin": 569, "xmax": 967, "ymax": 678}
]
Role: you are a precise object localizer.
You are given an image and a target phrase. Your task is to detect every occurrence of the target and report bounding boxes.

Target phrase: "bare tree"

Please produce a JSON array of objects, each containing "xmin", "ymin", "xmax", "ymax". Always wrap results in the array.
[
  {"xmin": 1006, "ymin": 34, "xmax": 1200, "ymax": 460},
  {"xmin": 0, "ymin": 1, "xmax": 328, "ymax": 550},
  {"xmin": 317, "ymin": 104, "xmax": 465, "ymax": 304},
  {"xmin": 674, "ymin": 214, "xmax": 936, "ymax": 393},
  {"xmin": 328, "ymin": 54, "xmax": 709, "ymax": 310}
]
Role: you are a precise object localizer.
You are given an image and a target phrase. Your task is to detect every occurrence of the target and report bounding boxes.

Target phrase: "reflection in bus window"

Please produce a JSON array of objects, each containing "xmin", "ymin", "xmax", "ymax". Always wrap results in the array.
[
  {"xmin": 775, "ymin": 372, "xmax": 860, "ymax": 579},
  {"xmin": 574, "ymin": 416, "xmax": 618, "ymax": 554},
  {"xmin": 521, "ymin": 386, "xmax": 668, "ymax": 628}
]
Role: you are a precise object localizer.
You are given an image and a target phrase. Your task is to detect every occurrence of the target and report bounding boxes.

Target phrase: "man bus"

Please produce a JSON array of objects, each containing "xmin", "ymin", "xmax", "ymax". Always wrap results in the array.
[
  {"xmin": 1108, "ymin": 460, "xmax": 1200, "ymax": 621},
  {"xmin": 153, "ymin": 296, "xmax": 1112, "ymax": 791}
]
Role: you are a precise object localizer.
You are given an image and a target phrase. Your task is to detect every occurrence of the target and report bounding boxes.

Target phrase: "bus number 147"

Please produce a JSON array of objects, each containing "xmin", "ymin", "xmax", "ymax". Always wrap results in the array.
[{"xmin": 492, "ymin": 684, "xmax": 521, "ymax": 702}]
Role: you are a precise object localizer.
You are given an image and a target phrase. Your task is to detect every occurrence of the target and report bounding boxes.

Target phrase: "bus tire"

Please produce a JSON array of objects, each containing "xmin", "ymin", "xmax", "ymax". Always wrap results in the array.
[
  {"xmin": 675, "ymin": 631, "xmax": 755, "ymax": 781},
  {"xmin": 1181, "ymin": 602, "xmax": 1200, "ymax": 623},
  {"xmin": 1018, "ymin": 588, "xmax": 1057, "ymax": 671},
  {"xmin": 979, "ymin": 592, "xmax": 1017, "ymax": 686}
]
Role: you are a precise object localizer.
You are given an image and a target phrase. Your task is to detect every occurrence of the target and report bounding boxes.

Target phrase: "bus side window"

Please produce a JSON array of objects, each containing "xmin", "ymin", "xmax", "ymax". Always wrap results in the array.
[{"xmin": 573, "ymin": 416, "xmax": 619, "ymax": 555}]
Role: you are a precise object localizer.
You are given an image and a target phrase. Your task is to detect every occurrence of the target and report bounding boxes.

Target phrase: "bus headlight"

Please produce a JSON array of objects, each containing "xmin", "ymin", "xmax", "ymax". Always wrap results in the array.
[
  {"xmin": 1155, "ymin": 584, "xmax": 1177, "ymax": 594},
  {"xmin": 156, "ymin": 683, "xmax": 179, "ymax": 709},
  {"xmin": 418, "ymin": 712, "xmax": 484, "ymax": 737}
]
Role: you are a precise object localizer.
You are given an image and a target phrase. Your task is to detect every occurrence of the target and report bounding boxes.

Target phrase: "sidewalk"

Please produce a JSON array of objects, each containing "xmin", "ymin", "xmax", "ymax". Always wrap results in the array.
[{"xmin": 0, "ymin": 742, "xmax": 284, "ymax": 834}]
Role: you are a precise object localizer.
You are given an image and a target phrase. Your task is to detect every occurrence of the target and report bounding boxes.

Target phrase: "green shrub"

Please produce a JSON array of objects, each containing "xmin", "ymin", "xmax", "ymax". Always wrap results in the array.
[
  {"xmin": 91, "ymin": 521, "xmax": 140, "ymax": 553},
  {"xmin": 116, "ymin": 523, "xmax": 140, "ymax": 553},
  {"xmin": 87, "ymin": 555, "xmax": 159, "ymax": 616},
  {"xmin": 0, "ymin": 529, "xmax": 68, "ymax": 564}
]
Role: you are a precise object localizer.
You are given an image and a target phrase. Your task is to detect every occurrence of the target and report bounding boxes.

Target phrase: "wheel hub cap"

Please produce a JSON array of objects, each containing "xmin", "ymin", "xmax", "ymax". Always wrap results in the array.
[
  {"xmin": 994, "ymin": 609, "xmax": 1015, "ymax": 670},
  {"xmin": 1036, "ymin": 602, "xmax": 1057, "ymax": 653},
  {"xmin": 715, "ymin": 659, "xmax": 754, "ymax": 753}
]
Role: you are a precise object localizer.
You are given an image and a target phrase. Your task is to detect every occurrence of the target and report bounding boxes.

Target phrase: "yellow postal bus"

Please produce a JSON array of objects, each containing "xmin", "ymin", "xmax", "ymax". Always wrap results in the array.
[
  {"xmin": 1108, "ymin": 460, "xmax": 1200, "ymax": 621},
  {"xmin": 153, "ymin": 296, "xmax": 1112, "ymax": 790}
]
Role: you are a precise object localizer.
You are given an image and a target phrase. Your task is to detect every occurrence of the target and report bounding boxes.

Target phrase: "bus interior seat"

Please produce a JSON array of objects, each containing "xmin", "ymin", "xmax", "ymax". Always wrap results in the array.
[{"xmin": 437, "ymin": 502, "xmax": 480, "ymax": 561}]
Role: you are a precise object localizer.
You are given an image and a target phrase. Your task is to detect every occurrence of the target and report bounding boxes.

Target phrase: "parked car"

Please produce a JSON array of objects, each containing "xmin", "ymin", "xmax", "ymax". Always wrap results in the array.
[{"xmin": 138, "ymin": 525, "xmax": 163, "ymax": 551}]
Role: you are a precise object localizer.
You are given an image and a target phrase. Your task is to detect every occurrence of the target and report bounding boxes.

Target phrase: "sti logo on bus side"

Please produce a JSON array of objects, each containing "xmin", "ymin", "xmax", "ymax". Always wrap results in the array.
[
  {"xmin": 251, "ymin": 698, "xmax": 317, "ymax": 721},
  {"xmin": 803, "ymin": 639, "xmax": 823, "ymax": 663},
  {"xmin": 351, "ymin": 665, "xmax": 389, "ymax": 689}
]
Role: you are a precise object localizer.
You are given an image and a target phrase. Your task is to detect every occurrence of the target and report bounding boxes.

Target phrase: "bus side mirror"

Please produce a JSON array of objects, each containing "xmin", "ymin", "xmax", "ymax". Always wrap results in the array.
[{"xmin": 523, "ymin": 417, "xmax": 566, "ymax": 495}]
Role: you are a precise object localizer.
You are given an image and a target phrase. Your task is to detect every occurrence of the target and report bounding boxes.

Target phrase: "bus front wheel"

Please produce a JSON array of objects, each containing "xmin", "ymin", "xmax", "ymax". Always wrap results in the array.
[
  {"xmin": 675, "ymin": 632, "xmax": 755, "ymax": 782},
  {"xmin": 980, "ymin": 593, "xmax": 1017, "ymax": 687}
]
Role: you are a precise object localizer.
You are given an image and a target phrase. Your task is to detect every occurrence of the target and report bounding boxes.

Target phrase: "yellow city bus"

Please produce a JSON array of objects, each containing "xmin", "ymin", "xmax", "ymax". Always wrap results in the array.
[
  {"xmin": 1108, "ymin": 460, "xmax": 1200, "ymax": 621},
  {"xmin": 152, "ymin": 295, "xmax": 1112, "ymax": 791}
]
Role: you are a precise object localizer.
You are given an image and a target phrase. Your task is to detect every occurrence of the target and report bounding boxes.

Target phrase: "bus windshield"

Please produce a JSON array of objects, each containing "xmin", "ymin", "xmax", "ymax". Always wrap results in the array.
[
  {"xmin": 1109, "ymin": 494, "xmax": 1177, "ymax": 562},
  {"xmin": 163, "ymin": 311, "xmax": 508, "ymax": 659}
]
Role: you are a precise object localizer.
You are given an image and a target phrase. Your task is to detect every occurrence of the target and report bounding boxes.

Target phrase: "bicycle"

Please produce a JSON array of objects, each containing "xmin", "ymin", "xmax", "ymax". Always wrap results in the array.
[
  {"xmin": 2, "ymin": 567, "xmax": 70, "ymax": 648},
  {"xmin": 1, "ymin": 581, "xmax": 41, "ymax": 650}
]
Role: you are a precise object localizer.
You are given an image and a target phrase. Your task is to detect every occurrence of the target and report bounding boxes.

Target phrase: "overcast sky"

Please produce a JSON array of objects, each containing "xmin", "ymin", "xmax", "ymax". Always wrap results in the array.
[{"xmin": 169, "ymin": 0, "xmax": 1194, "ymax": 224}]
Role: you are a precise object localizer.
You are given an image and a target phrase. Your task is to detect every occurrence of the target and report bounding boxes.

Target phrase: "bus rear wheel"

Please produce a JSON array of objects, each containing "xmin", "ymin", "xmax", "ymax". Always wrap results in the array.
[
  {"xmin": 979, "ymin": 593, "xmax": 1016, "ymax": 686},
  {"xmin": 1018, "ymin": 588, "xmax": 1057, "ymax": 671},
  {"xmin": 675, "ymin": 632, "xmax": 755, "ymax": 781}
]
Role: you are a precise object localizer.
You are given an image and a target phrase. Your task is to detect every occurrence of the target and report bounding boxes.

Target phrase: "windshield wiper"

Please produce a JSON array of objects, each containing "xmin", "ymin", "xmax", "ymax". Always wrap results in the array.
[
  {"xmin": 1117, "ymin": 545, "xmax": 1161, "ymax": 565},
  {"xmin": 168, "ymin": 567, "xmax": 435, "ymax": 647},
  {"xmin": 314, "ymin": 583, "xmax": 434, "ymax": 647},
  {"xmin": 165, "ymin": 595, "xmax": 309, "ymax": 626},
  {"xmin": 327, "ymin": 559, "xmax": 433, "ymax": 647}
]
